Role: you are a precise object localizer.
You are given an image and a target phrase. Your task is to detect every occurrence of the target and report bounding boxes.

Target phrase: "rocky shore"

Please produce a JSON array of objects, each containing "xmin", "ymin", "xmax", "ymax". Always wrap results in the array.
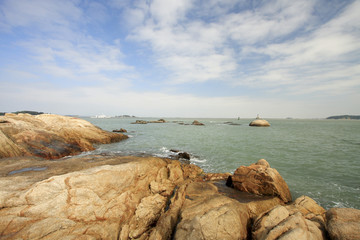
[{"xmin": 0, "ymin": 114, "xmax": 359, "ymax": 239}]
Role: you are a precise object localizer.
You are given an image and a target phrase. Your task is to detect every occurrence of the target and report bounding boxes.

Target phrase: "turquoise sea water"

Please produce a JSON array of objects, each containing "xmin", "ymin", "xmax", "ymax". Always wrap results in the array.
[{"xmin": 84, "ymin": 117, "xmax": 360, "ymax": 210}]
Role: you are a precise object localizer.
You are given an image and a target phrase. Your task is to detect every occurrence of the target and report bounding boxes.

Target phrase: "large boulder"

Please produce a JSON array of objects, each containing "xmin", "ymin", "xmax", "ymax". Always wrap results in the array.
[
  {"xmin": 252, "ymin": 196, "xmax": 327, "ymax": 240},
  {"xmin": 249, "ymin": 119, "xmax": 271, "ymax": 127},
  {"xmin": 0, "ymin": 156, "xmax": 203, "ymax": 239},
  {"xmin": 0, "ymin": 114, "xmax": 127, "ymax": 159},
  {"xmin": 230, "ymin": 159, "xmax": 292, "ymax": 203},
  {"xmin": 174, "ymin": 182, "xmax": 250, "ymax": 240},
  {"xmin": 326, "ymin": 208, "xmax": 360, "ymax": 240},
  {"xmin": 249, "ymin": 115, "xmax": 270, "ymax": 127}
]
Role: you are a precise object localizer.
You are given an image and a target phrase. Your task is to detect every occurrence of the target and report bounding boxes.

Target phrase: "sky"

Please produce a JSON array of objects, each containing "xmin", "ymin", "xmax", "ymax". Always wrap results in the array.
[{"xmin": 0, "ymin": 0, "xmax": 359, "ymax": 118}]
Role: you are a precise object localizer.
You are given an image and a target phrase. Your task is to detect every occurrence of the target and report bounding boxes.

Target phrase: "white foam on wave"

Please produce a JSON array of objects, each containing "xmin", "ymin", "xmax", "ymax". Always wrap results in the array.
[{"xmin": 190, "ymin": 157, "xmax": 207, "ymax": 163}]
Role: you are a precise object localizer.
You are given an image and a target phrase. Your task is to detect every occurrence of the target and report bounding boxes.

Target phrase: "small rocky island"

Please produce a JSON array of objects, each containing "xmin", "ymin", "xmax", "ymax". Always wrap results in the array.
[
  {"xmin": 249, "ymin": 114, "xmax": 271, "ymax": 127},
  {"xmin": 0, "ymin": 114, "xmax": 359, "ymax": 239}
]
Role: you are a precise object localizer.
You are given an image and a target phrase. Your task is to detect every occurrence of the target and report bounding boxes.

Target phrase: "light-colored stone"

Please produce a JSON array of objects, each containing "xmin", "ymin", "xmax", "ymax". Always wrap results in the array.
[
  {"xmin": 0, "ymin": 114, "xmax": 127, "ymax": 159},
  {"xmin": 249, "ymin": 119, "xmax": 270, "ymax": 127},
  {"xmin": 231, "ymin": 159, "xmax": 292, "ymax": 203},
  {"xmin": 252, "ymin": 196, "xmax": 327, "ymax": 240},
  {"xmin": 0, "ymin": 156, "xmax": 202, "ymax": 239},
  {"xmin": 326, "ymin": 208, "xmax": 360, "ymax": 240},
  {"xmin": 174, "ymin": 182, "xmax": 249, "ymax": 240}
]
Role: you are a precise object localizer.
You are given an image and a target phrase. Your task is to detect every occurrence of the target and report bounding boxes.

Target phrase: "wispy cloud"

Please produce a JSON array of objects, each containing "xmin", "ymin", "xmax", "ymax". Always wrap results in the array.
[{"xmin": 0, "ymin": 0, "xmax": 359, "ymax": 117}]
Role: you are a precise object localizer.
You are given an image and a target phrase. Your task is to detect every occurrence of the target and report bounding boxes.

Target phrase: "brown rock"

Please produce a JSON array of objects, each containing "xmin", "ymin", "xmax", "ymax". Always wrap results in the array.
[
  {"xmin": 326, "ymin": 208, "xmax": 360, "ymax": 240},
  {"xmin": 113, "ymin": 128, "xmax": 127, "ymax": 133},
  {"xmin": 192, "ymin": 120, "xmax": 205, "ymax": 126},
  {"xmin": 231, "ymin": 159, "xmax": 292, "ymax": 203},
  {"xmin": 204, "ymin": 172, "xmax": 231, "ymax": 181},
  {"xmin": 0, "ymin": 114, "xmax": 127, "ymax": 159},
  {"xmin": 132, "ymin": 120, "xmax": 148, "ymax": 124}
]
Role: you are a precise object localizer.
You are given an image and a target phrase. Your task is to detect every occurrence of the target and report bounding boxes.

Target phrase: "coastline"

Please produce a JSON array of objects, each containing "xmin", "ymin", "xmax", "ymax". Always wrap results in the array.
[{"xmin": 0, "ymin": 114, "xmax": 359, "ymax": 239}]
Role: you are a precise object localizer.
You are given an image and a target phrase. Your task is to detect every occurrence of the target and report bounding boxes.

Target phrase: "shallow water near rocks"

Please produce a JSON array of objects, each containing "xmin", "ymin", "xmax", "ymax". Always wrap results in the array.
[
  {"xmin": 84, "ymin": 117, "xmax": 360, "ymax": 210},
  {"xmin": 8, "ymin": 166, "xmax": 48, "ymax": 175}
]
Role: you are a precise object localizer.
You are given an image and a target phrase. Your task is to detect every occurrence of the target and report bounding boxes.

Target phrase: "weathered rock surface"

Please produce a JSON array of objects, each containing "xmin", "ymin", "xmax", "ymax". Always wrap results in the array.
[
  {"xmin": 252, "ymin": 196, "xmax": 327, "ymax": 240},
  {"xmin": 174, "ymin": 181, "xmax": 282, "ymax": 240},
  {"xmin": 0, "ymin": 113, "xmax": 127, "ymax": 159},
  {"xmin": 0, "ymin": 156, "xmax": 203, "ymax": 239},
  {"xmin": 326, "ymin": 208, "xmax": 360, "ymax": 240},
  {"xmin": 230, "ymin": 159, "xmax": 292, "ymax": 203}
]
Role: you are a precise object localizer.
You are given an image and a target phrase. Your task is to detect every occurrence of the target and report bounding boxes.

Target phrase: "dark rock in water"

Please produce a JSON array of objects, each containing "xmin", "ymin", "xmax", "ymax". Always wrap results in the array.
[
  {"xmin": 170, "ymin": 149, "xmax": 180, "ymax": 153},
  {"xmin": 226, "ymin": 175, "xmax": 234, "ymax": 188},
  {"xmin": 178, "ymin": 152, "xmax": 190, "ymax": 160},
  {"xmin": 148, "ymin": 119, "xmax": 166, "ymax": 123},
  {"xmin": 224, "ymin": 122, "xmax": 241, "ymax": 126},
  {"xmin": 131, "ymin": 120, "xmax": 147, "ymax": 124},
  {"xmin": 113, "ymin": 128, "xmax": 127, "ymax": 133},
  {"xmin": 192, "ymin": 120, "xmax": 204, "ymax": 126}
]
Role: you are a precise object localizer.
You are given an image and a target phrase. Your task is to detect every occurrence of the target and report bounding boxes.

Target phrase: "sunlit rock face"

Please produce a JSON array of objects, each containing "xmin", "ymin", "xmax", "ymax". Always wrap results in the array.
[{"xmin": 0, "ymin": 113, "xmax": 127, "ymax": 159}]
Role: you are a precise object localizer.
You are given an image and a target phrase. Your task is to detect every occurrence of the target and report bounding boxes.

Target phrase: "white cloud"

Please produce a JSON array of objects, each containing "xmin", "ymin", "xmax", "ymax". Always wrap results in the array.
[{"xmin": 0, "ymin": 0, "xmax": 82, "ymax": 33}]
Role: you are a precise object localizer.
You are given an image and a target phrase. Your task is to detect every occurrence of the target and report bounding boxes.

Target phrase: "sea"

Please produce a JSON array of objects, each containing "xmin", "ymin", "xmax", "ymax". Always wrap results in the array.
[{"xmin": 83, "ymin": 117, "xmax": 360, "ymax": 210}]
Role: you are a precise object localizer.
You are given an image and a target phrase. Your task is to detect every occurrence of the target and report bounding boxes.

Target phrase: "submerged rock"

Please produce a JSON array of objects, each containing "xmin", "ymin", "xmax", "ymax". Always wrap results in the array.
[{"xmin": 0, "ymin": 114, "xmax": 127, "ymax": 159}]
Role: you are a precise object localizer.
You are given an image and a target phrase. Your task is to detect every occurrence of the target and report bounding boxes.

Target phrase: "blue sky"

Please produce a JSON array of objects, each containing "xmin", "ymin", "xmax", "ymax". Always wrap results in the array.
[{"xmin": 0, "ymin": 0, "xmax": 359, "ymax": 118}]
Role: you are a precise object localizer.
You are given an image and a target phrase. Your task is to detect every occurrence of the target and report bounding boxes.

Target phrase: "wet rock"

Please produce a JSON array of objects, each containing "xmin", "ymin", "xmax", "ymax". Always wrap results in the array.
[
  {"xmin": 326, "ymin": 208, "xmax": 360, "ymax": 240},
  {"xmin": 113, "ymin": 128, "xmax": 127, "ymax": 133},
  {"xmin": 230, "ymin": 159, "xmax": 292, "ymax": 203},
  {"xmin": 132, "ymin": 120, "xmax": 148, "ymax": 124},
  {"xmin": 0, "ymin": 114, "xmax": 127, "ymax": 159},
  {"xmin": 178, "ymin": 152, "xmax": 190, "ymax": 160}
]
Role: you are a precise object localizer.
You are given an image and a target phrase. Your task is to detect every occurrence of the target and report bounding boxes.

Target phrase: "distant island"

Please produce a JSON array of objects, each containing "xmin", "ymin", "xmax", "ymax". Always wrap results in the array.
[
  {"xmin": 327, "ymin": 115, "xmax": 360, "ymax": 120},
  {"xmin": 0, "ymin": 110, "xmax": 44, "ymax": 116}
]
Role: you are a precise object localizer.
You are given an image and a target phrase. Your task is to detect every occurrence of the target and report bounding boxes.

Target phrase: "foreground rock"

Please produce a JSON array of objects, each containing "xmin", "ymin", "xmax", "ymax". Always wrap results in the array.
[
  {"xmin": 0, "ymin": 156, "xmax": 282, "ymax": 240},
  {"xmin": 326, "ymin": 208, "xmax": 360, "ymax": 240},
  {"xmin": 229, "ymin": 159, "xmax": 292, "ymax": 203},
  {"xmin": 0, "ymin": 155, "xmax": 358, "ymax": 239},
  {"xmin": 252, "ymin": 196, "xmax": 327, "ymax": 239},
  {"xmin": 0, "ymin": 113, "xmax": 127, "ymax": 159},
  {"xmin": 0, "ymin": 156, "xmax": 203, "ymax": 239}
]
